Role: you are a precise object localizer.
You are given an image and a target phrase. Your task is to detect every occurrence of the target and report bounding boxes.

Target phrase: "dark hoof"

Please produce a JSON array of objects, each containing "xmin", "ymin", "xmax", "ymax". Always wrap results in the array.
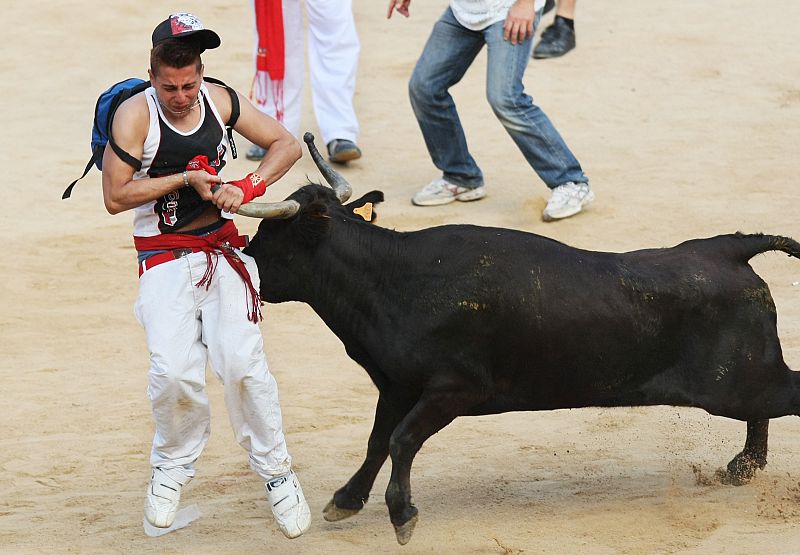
[
  {"xmin": 394, "ymin": 514, "xmax": 418, "ymax": 545},
  {"xmin": 716, "ymin": 453, "xmax": 767, "ymax": 486},
  {"xmin": 323, "ymin": 498, "xmax": 361, "ymax": 522}
]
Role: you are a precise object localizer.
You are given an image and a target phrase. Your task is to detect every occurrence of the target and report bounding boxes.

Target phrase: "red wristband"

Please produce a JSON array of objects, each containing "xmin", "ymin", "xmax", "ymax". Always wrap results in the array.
[{"xmin": 227, "ymin": 173, "xmax": 266, "ymax": 204}]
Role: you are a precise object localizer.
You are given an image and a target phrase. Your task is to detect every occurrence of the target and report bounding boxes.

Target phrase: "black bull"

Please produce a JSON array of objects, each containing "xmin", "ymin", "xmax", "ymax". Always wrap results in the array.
[{"xmin": 242, "ymin": 136, "xmax": 800, "ymax": 545}]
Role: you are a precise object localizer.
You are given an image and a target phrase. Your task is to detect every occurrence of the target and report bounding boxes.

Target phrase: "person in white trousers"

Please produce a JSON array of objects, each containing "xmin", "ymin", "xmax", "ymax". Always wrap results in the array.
[
  {"xmin": 101, "ymin": 12, "xmax": 312, "ymax": 539},
  {"xmin": 248, "ymin": 0, "xmax": 362, "ymax": 163}
]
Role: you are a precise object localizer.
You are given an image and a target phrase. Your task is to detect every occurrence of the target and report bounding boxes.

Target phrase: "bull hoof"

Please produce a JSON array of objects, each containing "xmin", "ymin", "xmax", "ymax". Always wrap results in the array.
[
  {"xmin": 716, "ymin": 453, "xmax": 767, "ymax": 486},
  {"xmin": 323, "ymin": 498, "xmax": 361, "ymax": 522},
  {"xmin": 394, "ymin": 514, "xmax": 418, "ymax": 545},
  {"xmin": 715, "ymin": 467, "xmax": 745, "ymax": 486}
]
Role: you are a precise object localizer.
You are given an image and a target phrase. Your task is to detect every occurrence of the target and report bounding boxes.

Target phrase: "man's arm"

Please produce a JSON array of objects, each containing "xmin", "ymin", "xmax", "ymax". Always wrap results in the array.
[
  {"xmin": 101, "ymin": 95, "xmax": 222, "ymax": 214},
  {"xmin": 204, "ymin": 84, "xmax": 301, "ymax": 211},
  {"xmin": 226, "ymin": 89, "xmax": 302, "ymax": 189}
]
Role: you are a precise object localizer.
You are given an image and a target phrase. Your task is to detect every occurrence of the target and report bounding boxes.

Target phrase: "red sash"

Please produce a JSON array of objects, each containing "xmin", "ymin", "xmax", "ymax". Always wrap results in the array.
[{"xmin": 134, "ymin": 220, "xmax": 262, "ymax": 322}]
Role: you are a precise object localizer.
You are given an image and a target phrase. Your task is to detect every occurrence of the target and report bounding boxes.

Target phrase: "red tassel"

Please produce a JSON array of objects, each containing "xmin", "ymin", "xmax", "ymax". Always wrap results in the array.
[
  {"xmin": 195, "ymin": 252, "xmax": 218, "ymax": 290},
  {"xmin": 271, "ymin": 79, "xmax": 284, "ymax": 123}
]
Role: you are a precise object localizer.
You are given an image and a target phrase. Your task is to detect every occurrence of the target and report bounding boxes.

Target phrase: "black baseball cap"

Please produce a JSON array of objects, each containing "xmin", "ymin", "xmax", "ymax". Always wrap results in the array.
[{"xmin": 151, "ymin": 13, "xmax": 221, "ymax": 50}]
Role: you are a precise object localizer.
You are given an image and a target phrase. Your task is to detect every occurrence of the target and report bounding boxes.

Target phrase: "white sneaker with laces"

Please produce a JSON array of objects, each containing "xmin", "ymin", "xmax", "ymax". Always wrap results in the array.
[
  {"xmin": 144, "ymin": 468, "xmax": 186, "ymax": 528},
  {"xmin": 542, "ymin": 181, "xmax": 595, "ymax": 221},
  {"xmin": 412, "ymin": 178, "xmax": 487, "ymax": 206},
  {"xmin": 266, "ymin": 471, "xmax": 311, "ymax": 539}
]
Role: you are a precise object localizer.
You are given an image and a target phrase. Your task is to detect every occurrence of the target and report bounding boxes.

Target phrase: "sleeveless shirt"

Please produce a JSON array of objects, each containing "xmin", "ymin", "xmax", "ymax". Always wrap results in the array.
[{"xmin": 132, "ymin": 83, "xmax": 232, "ymax": 237}]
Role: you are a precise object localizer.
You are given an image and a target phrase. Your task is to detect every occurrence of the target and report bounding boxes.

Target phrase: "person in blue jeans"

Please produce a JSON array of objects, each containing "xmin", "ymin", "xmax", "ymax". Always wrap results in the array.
[{"xmin": 388, "ymin": 0, "xmax": 593, "ymax": 221}]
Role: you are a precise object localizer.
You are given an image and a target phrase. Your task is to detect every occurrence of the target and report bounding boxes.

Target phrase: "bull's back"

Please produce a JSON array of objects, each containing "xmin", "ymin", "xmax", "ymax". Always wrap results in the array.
[{"xmin": 373, "ymin": 229, "xmax": 779, "ymax": 410}]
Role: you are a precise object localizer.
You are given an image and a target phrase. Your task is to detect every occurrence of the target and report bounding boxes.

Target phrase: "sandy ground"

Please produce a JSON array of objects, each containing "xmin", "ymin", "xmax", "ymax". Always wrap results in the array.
[{"xmin": 3, "ymin": 0, "xmax": 800, "ymax": 553}]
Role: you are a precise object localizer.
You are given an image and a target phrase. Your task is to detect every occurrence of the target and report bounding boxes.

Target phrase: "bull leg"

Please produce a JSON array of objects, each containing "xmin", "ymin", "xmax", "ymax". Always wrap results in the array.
[
  {"xmin": 324, "ymin": 394, "xmax": 412, "ymax": 522},
  {"xmin": 718, "ymin": 419, "xmax": 769, "ymax": 485},
  {"xmin": 385, "ymin": 388, "xmax": 481, "ymax": 545}
]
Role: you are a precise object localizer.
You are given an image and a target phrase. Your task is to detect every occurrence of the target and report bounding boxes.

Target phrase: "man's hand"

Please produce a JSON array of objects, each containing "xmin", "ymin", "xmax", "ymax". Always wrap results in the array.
[
  {"xmin": 504, "ymin": 0, "xmax": 535, "ymax": 45},
  {"xmin": 388, "ymin": 0, "xmax": 411, "ymax": 18},
  {"xmin": 185, "ymin": 169, "xmax": 224, "ymax": 202},
  {"xmin": 211, "ymin": 182, "xmax": 245, "ymax": 213}
]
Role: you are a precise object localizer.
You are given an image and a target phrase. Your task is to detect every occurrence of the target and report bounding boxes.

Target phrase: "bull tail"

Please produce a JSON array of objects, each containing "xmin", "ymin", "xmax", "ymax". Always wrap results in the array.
[{"xmin": 732, "ymin": 232, "xmax": 800, "ymax": 263}]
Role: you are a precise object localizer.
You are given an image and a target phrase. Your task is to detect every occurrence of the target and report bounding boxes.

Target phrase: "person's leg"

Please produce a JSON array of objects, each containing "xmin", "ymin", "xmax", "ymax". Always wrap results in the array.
[
  {"xmin": 556, "ymin": 0, "xmax": 577, "ymax": 19},
  {"xmin": 278, "ymin": 0, "xmax": 305, "ymax": 137},
  {"xmin": 484, "ymin": 19, "xmax": 586, "ymax": 187},
  {"xmin": 201, "ymin": 255, "xmax": 290, "ymax": 479},
  {"xmin": 483, "ymin": 17, "xmax": 592, "ymax": 220},
  {"xmin": 409, "ymin": 7, "xmax": 485, "ymax": 190},
  {"xmin": 248, "ymin": 0, "xmax": 305, "ymax": 159},
  {"xmin": 306, "ymin": 0, "xmax": 360, "ymax": 155},
  {"xmin": 533, "ymin": 0, "xmax": 577, "ymax": 59},
  {"xmin": 202, "ymin": 251, "xmax": 310, "ymax": 538},
  {"xmin": 134, "ymin": 258, "xmax": 210, "ymax": 526}
]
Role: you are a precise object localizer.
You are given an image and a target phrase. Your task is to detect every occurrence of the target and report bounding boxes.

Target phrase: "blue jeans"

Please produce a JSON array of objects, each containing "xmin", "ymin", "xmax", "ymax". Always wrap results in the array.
[{"xmin": 409, "ymin": 7, "xmax": 588, "ymax": 190}]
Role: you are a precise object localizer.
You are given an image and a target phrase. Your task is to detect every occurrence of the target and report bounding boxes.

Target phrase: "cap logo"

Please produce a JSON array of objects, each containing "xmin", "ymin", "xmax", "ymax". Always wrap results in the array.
[{"xmin": 170, "ymin": 12, "xmax": 205, "ymax": 36}]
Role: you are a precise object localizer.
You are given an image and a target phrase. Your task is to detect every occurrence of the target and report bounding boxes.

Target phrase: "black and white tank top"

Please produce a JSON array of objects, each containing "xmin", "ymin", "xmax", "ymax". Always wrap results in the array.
[{"xmin": 132, "ymin": 83, "xmax": 232, "ymax": 236}]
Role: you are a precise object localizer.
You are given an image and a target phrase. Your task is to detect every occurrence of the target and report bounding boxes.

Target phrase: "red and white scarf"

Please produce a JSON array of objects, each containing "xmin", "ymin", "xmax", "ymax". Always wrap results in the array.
[{"xmin": 251, "ymin": 0, "xmax": 285, "ymax": 122}]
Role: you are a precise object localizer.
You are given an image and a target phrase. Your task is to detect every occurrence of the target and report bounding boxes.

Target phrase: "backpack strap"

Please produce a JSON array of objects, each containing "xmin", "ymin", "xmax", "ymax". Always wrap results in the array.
[
  {"xmin": 204, "ymin": 76, "xmax": 239, "ymax": 159},
  {"xmin": 62, "ymin": 145, "xmax": 103, "ymax": 199},
  {"xmin": 108, "ymin": 136, "xmax": 143, "ymax": 171},
  {"xmin": 62, "ymin": 81, "xmax": 148, "ymax": 199}
]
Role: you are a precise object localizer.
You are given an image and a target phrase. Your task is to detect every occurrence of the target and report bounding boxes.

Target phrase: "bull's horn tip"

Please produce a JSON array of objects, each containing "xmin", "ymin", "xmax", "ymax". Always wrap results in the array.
[{"xmin": 303, "ymin": 132, "xmax": 315, "ymax": 143}]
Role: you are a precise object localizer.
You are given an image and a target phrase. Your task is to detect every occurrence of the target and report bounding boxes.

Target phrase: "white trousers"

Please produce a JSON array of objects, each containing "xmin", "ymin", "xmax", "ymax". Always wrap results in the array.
[
  {"xmin": 253, "ymin": 0, "xmax": 360, "ymax": 145},
  {"xmin": 134, "ymin": 250, "xmax": 291, "ymax": 482}
]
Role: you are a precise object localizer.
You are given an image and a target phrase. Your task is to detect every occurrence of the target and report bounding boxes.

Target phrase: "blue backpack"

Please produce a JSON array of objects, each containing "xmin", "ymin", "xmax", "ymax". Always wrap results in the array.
[{"xmin": 63, "ymin": 76, "xmax": 239, "ymax": 199}]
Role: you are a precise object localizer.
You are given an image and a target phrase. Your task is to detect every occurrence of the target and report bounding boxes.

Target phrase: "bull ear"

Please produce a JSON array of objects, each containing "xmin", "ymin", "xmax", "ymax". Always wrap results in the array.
[
  {"xmin": 350, "ymin": 190, "xmax": 384, "ymax": 205},
  {"xmin": 346, "ymin": 190, "xmax": 383, "ymax": 223}
]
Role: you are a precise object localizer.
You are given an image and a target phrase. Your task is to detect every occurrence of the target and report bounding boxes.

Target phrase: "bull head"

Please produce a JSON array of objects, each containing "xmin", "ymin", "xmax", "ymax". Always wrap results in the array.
[{"xmin": 236, "ymin": 132, "xmax": 353, "ymax": 219}]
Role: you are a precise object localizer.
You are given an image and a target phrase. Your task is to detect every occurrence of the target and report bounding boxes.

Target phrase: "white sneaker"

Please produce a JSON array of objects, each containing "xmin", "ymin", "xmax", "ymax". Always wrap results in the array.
[
  {"xmin": 542, "ymin": 182, "xmax": 595, "ymax": 221},
  {"xmin": 412, "ymin": 178, "xmax": 487, "ymax": 206},
  {"xmin": 144, "ymin": 468, "xmax": 185, "ymax": 528},
  {"xmin": 266, "ymin": 471, "xmax": 311, "ymax": 539}
]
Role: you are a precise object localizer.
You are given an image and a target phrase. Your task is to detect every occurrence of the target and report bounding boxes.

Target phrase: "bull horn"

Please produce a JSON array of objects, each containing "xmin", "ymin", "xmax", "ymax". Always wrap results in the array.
[
  {"xmin": 303, "ymin": 132, "xmax": 352, "ymax": 203},
  {"xmin": 210, "ymin": 184, "xmax": 300, "ymax": 219},
  {"xmin": 237, "ymin": 199, "xmax": 300, "ymax": 219}
]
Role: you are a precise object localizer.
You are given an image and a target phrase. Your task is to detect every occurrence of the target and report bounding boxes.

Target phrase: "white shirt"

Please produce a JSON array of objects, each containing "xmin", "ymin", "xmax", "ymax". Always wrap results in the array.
[{"xmin": 450, "ymin": 0, "xmax": 546, "ymax": 31}]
